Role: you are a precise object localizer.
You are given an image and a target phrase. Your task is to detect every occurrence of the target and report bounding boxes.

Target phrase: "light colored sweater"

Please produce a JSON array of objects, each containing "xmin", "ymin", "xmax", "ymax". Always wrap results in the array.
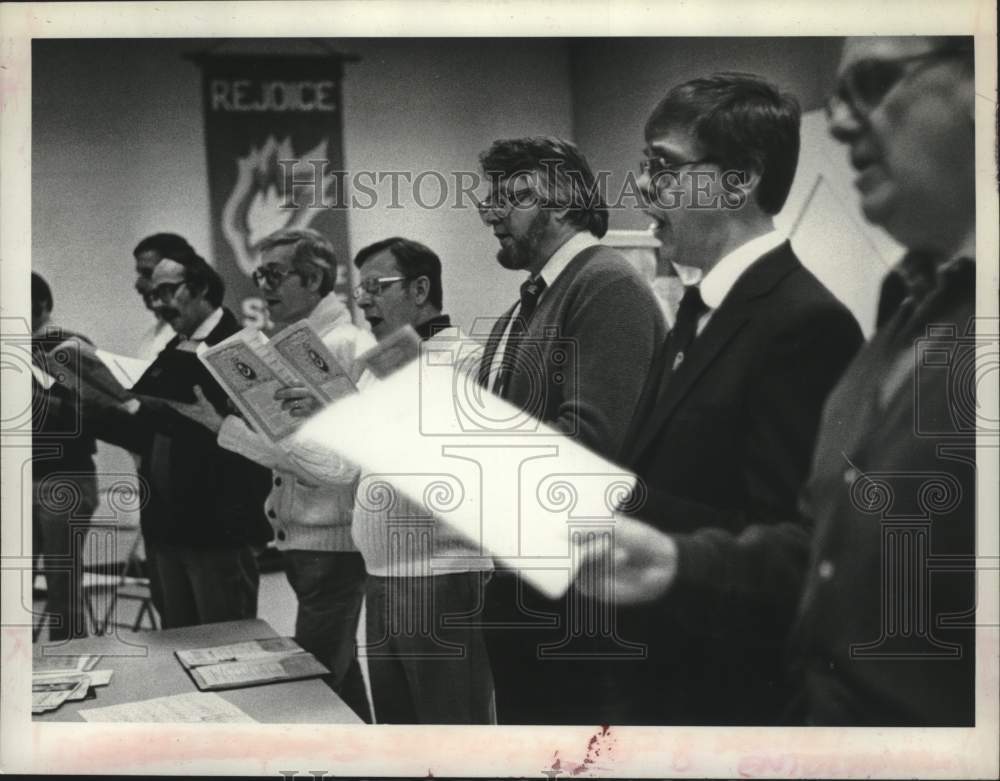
[{"xmin": 216, "ymin": 293, "xmax": 375, "ymax": 552}]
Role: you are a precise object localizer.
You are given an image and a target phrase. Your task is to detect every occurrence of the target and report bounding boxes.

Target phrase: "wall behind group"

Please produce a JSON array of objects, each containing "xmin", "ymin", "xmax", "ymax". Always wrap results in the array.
[{"xmin": 32, "ymin": 37, "xmax": 574, "ymax": 352}]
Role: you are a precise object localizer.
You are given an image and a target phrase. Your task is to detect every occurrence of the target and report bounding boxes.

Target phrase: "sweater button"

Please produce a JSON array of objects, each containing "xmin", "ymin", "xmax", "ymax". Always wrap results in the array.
[
  {"xmin": 818, "ymin": 560, "xmax": 835, "ymax": 580},
  {"xmin": 277, "ymin": 530, "xmax": 286, "ymax": 541},
  {"xmin": 267, "ymin": 509, "xmax": 276, "ymax": 519},
  {"xmin": 843, "ymin": 467, "xmax": 859, "ymax": 485},
  {"xmin": 274, "ymin": 477, "xmax": 282, "ymax": 486}
]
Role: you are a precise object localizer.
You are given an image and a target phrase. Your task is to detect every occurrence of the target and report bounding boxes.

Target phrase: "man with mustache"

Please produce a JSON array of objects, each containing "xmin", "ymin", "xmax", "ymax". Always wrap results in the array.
[
  {"xmin": 131, "ymin": 233, "xmax": 192, "ymax": 360},
  {"xmin": 476, "ymin": 136, "xmax": 666, "ymax": 724},
  {"xmin": 609, "ymin": 72, "xmax": 863, "ymax": 724},
  {"xmin": 92, "ymin": 250, "xmax": 272, "ymax": 628},
  {"xmin": 581, "ymin": 39, "xmax": 978, "ymax": 727}
]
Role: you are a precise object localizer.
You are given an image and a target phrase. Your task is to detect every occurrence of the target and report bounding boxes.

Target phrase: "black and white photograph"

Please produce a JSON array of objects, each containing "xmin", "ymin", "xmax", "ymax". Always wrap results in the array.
[{"xmin": 1, "ymin": 0, "xmax": 997, "ymax": 777}]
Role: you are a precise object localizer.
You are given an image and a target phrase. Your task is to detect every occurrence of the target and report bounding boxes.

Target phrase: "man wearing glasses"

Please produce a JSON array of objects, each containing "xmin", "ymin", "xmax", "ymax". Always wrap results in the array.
[
  {"xmin": 166, "ymin": 227, "xmax": 375, "ymax": 721},
  {"xmin": 476, "ymin": 136, "xmax": 666, "ymax": 724},
  {"xmin": 349, "ymin": 237, "xmax": 495, "ymax": 723},
  {"xmin": 580, "ymin": 39, "xmax": 978, "ymax": 727},
  {"xmin": 131, "ymin": 233, "xmax": 194, "ymax": 360},
  {"xmin": 607, "ymin": 72, "xmax": 863, "ymax": 725},
  {"xmin": 92, "ymin": 251, "xmax": 273, "ymax": 630}
]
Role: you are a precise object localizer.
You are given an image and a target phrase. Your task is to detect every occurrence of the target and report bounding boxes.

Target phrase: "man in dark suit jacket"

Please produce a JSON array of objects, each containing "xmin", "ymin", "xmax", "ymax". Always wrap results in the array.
[
  {"xmin": 93, "ymin": 251, "xmax": 272, "ymax": 628},
  {"xmin": 476, "ymin": 136, "xmax": 666, "ymax": 723},
  {"xmin": 609, "ymin": 73, "xmax": 863, "ymax": 724},
  {"xmin": 580, "ymin": 40, "xmax": 978, "ymax": 730}
]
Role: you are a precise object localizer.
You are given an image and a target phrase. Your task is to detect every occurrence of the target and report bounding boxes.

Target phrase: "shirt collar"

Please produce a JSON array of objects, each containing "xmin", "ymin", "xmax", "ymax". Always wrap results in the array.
[
  {"xmin": 306, "ymin": 292, "xmax": 352, "ymax": 334},
  {"xmin": 531, "ymin": 231, "xmax": 600, "ymax": 287},
  {"xmin": 698, "ymin": 230, "xmax": 786, "ymax": 310},
  {"xmin": 414, "ymin": 313, "xmax": 452, "ymax": 341},
  {"xmin": 189, "ymin": 306, "xmax": 224, "ymax": 341}
]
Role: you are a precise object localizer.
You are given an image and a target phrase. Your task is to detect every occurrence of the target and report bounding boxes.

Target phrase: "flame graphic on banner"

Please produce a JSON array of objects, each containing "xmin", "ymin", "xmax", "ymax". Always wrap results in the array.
[{"xmin": 221, "ymin": 135, "xmax": 337, "ymax": 276}]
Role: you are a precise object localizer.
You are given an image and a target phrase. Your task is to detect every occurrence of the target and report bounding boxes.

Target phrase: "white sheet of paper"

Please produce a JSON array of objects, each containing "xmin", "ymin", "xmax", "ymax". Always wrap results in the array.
[
  {"xmin": 176, "ymin": 637, "xmax": 301, "ymax": 667},
  {"xmin": 78, "ymin": 692, "xmax": 256, "ymax": 723},
  {"xmin": 33, "ymin": 669, "xmax": 113, "ymax": 687},
  {"xmin": 94, "ymin": 348, "xmax": 152, "ymax": 390},
  {"xmin": 291, "ymin": 331, "xmax": 637, "ymax": 598}
]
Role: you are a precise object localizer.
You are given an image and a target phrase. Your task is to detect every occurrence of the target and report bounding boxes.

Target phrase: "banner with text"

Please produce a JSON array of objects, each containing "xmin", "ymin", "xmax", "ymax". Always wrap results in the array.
[{"xmin": 198, "ymin": 54, "xmax": 354, "ymax": 329}]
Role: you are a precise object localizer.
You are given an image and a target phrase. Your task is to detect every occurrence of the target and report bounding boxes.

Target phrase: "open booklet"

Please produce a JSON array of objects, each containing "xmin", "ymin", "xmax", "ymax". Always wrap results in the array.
[
  {"xmin": 198, "ymin": 320, "xmax": 358, "ymax": 443},
  {"xmin": 45, "ymin": 338, "xmax": 152, "ymax": 404},
  {"xmin": 174, "ymin": 637, "xmax": 330, "ymax": 691}
]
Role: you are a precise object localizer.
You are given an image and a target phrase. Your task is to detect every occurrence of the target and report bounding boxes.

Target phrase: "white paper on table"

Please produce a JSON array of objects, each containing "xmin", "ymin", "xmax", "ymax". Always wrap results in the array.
[
  {"xmin": 34, "ymin": 669, "xmax": 113, "ymax": 687},
  {"xmin": 291, "ymin": 331, "xmax": 638, "ymax": 598},
  {"xmin": 78, "ymin": 691, "xmax": 256, "ymax": 723},
  {"xmin": 94, "ymin": 349, "xmax": 152, "ymax": 390}
]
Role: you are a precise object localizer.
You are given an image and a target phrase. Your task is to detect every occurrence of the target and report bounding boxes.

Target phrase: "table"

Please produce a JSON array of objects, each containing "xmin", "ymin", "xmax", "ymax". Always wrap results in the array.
[{"xmin": 32, "ymin": 618, "xmax": 362, "ymax": 724}]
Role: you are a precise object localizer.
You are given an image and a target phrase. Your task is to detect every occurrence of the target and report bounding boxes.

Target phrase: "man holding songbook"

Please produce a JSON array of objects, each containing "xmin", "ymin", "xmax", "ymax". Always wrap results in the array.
[
  {"xmin": 89, "ymin": 250, "xmax": 272, "ymax": 630},
  {"xmin": 30, "ymin": 272, "xmax": 99, "ymax": 640},
  {"xmin": 167, "ymin": 228, "xmax": 374, "ymax": 721}
]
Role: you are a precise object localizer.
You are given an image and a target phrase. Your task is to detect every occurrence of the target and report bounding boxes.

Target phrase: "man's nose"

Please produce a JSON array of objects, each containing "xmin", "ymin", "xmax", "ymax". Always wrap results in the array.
[{"xmin": 827, "ymin": 99, "xmax": 864, "ymax": 143}]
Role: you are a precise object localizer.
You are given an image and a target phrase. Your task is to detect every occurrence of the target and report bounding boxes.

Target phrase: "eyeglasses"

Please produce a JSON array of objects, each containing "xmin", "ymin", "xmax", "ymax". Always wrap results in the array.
[
  {"xmin": 476, "ymin": 187, "xmax": 540, "ymax": 221},
  {"xmin": 149, "ymin": 281, "xmax": 188, "ymax": 303},
  {"xmin": 352, "ymin": 276, "xmax": 410, "ymax": 300},
  {"xmin": 639, "ymin": 155, "xmax": 717, "ymax": 184},
  {"xmin": 826, "ymin": 47, "xmax": 972, "ymax": 120},
  {"xmin": 252, "ymin": 264, "xmax": 299, "ymax": 289}
]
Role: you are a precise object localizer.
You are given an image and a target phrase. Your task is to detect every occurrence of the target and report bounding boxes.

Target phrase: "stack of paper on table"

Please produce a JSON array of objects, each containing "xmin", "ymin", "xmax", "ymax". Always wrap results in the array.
[
  {"xmin": 175, "ymin": 637, "xmax": 329, "ymax": 691},
  {"xmin": 32, "ymin": 656, "xmax": 114, "ymax": 714},
  {"xmin": 290, "ymin": 329, "xmax": 638, "ymax": 599},
  {"xmin": 199, "ymin": 321, "xmax": 357, "ymax": 444}
]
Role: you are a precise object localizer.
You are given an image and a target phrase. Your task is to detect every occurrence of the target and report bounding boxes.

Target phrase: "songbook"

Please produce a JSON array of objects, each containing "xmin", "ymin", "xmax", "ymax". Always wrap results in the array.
[
  {"xmin": 355, "ymin": 324, "xmax": 421, "ymax": 379},
  {"xmin": 199, "ymin": 322, "xmax": 356, "ymax": 443},
  {"xmin": 47, "ymin": 339, "xmax": 151, "ymax": 404},
  {"xmin": 174, "ymin": 637, "xmax": 330, "ymax": 691}
]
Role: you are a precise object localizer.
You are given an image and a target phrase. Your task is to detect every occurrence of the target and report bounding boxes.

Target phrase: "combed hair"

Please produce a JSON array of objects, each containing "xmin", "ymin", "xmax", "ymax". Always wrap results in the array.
[
  {"xmin": 257, "ymin": 227, "xmax": 337, "ymax": 297},
  {"xmin": 645, "ymin": 72, "xmax": 801, "ymax": 215},
  {"xmin": 479, "ymin": 136, "xmax": 609, "ymax": 238},
  {"xmin": 354, "ymin": 237, "xmax": 444, "ymax": 311},
  {"xmin": 174, "ymin": 253, "xmax": 225, "ymax": 307},
  {"xmin": 133, "ymin": 233, "xmax": 195, "ymax": 261}
]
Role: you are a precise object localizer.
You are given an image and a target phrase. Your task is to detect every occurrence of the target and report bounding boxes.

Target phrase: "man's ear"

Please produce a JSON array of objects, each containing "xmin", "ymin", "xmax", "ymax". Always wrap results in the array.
[
  {"xmin": 410, "ymin": 275, "xmax": 431, "ymax": 306},
  {"xmin": 721, "ymin": 163, "xmax": 762, "ymax": 210},
  {"xmin": 303, "ymin": 270, "xmax": 323, "ymax": 293}
]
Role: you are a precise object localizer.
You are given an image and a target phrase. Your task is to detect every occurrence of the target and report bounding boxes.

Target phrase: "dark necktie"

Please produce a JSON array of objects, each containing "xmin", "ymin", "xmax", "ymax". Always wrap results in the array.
[
  {"xmin": 662, "ymin": 284, "xmax": 708, "ymax": 376},
  {"xmin": 491, "ymin": 276, "xmax": 548, "ymax": 395}
]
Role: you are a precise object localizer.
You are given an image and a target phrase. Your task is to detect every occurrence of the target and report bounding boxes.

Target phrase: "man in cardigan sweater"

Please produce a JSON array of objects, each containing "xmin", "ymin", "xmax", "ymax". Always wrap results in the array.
[
  {"xmin": 476, "ymin": 137, "xmax": 666, "ymax": 724},
  {"xmin": 166, "ymin": 228, "xmax": 374, "ymax": 722}
]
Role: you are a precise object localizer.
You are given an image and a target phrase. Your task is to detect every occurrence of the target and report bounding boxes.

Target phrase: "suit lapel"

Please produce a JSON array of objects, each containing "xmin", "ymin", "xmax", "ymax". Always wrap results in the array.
[{"xmin": 629, "ymin": 242, "xmax": 801, "ymax": 464}]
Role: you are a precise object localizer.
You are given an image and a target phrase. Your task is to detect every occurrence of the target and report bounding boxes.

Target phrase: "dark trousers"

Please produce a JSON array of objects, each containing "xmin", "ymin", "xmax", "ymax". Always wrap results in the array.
[
  {"xmin": 282, "ymin": 549, "xmax": 371, "ymax": 722},
  {"xmin": 32, "ymin": 475, "xmax": 98, "ymax": 641},
  {"xmin": 152, "ymin": 541, "xmax": 259, "ymax": 629},
  {"xmin": 484, "ymin": 569, "xmax": 641, "ymax": 724},
  {"xmin": 365, "ymin": 572, "xmax": 495, "ymax": 724}
]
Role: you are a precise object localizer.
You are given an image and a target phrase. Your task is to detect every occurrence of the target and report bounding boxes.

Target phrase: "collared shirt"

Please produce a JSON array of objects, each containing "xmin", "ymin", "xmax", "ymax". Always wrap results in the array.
[
  {"xmin": 179, "ymin": 306, "xmax": 224, "ymax": 354},
  {"xmin": 486, "ymin": 231, "xmax": 600, "ymax": 391},
  {"xmin": 691, "ymin": 229, "xmax": 786, "ymax": 336}
]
